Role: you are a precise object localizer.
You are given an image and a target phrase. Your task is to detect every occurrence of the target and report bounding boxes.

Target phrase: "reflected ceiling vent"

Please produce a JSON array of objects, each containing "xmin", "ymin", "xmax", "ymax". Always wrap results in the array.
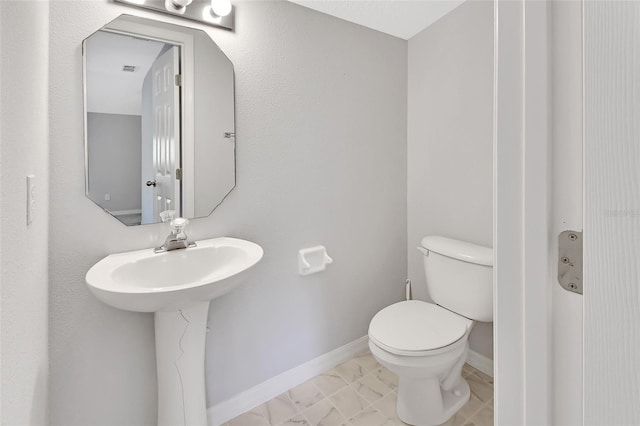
[{"xmin": 122, "ymin": 65, "xmax": 136, "ymax": 72}]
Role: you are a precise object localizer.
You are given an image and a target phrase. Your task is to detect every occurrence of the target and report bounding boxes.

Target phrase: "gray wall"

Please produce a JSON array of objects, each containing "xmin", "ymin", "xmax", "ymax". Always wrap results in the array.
[
  {"xmin": 87, "ymin": 112, "xmax": 142, "ymax": 213},
  {"xmin": 1, "ymin": 1, "xmax": 50, "ymax": 424},
  {"xmin": 48, "ymin": 1, "xmax": 407, "ymax": 424},
  {"xmin": 407, "ymin": 0, "xmax": 494, "ymax": 358},
  {"xmin": 193, "ymin": 30, "xmax": 235, "ymax": 217}
]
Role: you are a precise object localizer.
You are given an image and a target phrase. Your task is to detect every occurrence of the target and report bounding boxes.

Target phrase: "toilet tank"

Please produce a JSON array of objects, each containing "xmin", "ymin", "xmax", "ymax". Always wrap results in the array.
[{"xmin": 420, "ymin": 236, "xmax": 493, "ymax": 322}]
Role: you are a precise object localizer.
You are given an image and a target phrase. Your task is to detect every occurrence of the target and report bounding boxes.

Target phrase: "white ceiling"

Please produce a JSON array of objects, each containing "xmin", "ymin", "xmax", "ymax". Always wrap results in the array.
[
  {"xmin": 87, "ymin": 1, "xmax": 466, "ymax": 115},
  {"xmin": 86, "ymin": 31, "xmax": 167, "ymax": 115},
  {"xmin": 288, "ymin": 0, "xmax": 466, "ymax": 40}
]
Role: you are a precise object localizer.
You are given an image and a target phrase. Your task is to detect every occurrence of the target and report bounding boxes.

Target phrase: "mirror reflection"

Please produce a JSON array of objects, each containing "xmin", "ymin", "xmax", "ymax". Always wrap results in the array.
[{"xmin": 83, "ymin": 15, "xmax": 235, "ymax": 226}]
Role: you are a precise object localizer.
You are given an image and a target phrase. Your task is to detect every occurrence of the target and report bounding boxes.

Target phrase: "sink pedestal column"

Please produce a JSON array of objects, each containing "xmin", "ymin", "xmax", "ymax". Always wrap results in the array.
[{"xmin": 155, "ymin": 301, "xmax": 210, "ymax": 426}]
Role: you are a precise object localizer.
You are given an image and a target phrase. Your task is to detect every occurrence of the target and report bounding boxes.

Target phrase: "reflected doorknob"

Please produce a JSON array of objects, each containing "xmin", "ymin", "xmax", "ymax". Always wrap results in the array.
[{"xmin": 146, "ymin": 180, "xmax": 157, "ymax": 187}]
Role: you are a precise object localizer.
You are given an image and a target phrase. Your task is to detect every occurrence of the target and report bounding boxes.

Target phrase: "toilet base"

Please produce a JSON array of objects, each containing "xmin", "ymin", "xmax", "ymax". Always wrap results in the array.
[
  {"xmin": 368, "ymin": 337, "xmax": 470, "ymax": 426},
  {"xmin": 397, "ymin": 376, "xmax": 470, "ymax": 426}
]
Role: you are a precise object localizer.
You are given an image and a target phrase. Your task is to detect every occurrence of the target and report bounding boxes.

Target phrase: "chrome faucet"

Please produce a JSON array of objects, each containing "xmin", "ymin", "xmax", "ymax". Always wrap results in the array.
[{"xmin": 155, "ymin": 216, "xmax": 196, "ymax": 253}]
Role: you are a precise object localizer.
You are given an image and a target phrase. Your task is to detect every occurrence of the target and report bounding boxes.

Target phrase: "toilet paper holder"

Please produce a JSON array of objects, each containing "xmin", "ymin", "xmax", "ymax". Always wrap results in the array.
[{"xmin": 298, "ymin": 246, "xmax": 333, "ymax": 276}]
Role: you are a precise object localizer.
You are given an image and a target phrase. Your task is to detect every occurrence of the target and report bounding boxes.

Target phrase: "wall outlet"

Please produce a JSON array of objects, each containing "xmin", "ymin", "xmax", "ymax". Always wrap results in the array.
[{"xmin": 27, "ymin": 175, "xmax": 35, "ymax": 225}]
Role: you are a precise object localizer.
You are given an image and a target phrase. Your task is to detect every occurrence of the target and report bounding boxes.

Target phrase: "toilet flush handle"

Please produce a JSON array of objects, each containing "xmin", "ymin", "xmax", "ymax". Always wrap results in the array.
[{"xmin": 416, "ymin": 246, "xmax": 429, "ymax": 257}]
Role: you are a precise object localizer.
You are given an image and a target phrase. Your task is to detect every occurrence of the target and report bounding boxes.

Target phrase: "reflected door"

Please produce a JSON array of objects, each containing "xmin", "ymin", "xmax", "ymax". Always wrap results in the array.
[{"xmin": 152, "ymin": 46, "xmax": 181, "ymax": 220}]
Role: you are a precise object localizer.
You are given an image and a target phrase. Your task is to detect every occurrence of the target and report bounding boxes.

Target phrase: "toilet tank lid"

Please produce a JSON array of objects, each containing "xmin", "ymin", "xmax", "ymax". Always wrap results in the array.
[{"xmin": 420, "ymin": 236, "xmax": 493, "ymax": 266}]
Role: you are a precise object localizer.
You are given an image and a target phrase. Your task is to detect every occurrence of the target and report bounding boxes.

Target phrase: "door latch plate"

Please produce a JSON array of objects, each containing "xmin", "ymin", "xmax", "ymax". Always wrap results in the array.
[{"xmin": 558, "ymin": 230, "xmax": 583, "ymax": 295}]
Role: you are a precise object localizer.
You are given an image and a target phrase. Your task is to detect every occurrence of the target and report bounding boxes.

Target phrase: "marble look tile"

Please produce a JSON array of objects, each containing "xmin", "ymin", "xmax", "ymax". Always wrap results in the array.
[
  {"xmin": 473, "ymin": 370, "xmax": 494, "ymax": 385},
  {"xmin": 277, "ymin": 414, "xmax": 311, "ymax": 426},
  {"xmin": 465, "ymin": 405, "xmax": 493, "ymax": 426},
  {"xmin": 440, "ymin": 412, "xmax": 468, "ymax": 426},
  {"xmin": 334, "ymin": 359, "xmax": 367, "ymax": 383},
  {"xmin": 312, "ymin": 370, "xmax": 349, "ymax": 396},
  {"xmin": 353, "ymin": 351, "xmax": 380, "ymax": 372},
  {"xmin": 329, "ymin": 386, "xmax": 370, "ymax": 419},
  {"xmin": 459, "ymin": 392, "xmax": 484, "ymax": 419},
  {"xmin": 353, "ymin": 374, "xmax": 392, "ymax": 404},
  {"xmin": 372, "ymin": 392, "xmax": 400, "ymax": 424},
  {"xmin": 349, "ymin": 407, "xmax": 388, "ymax": 426},
  {"xmin": 302, "ymin": 400, "xmax": 349, "ymax": 426},
  {"xmin": 287, "ymin": 380, "xmax": 325, "ymax": 410},
  {"xmin": 228, "ymin": 405, "xmax": 270, "ymax": 426},
  {"xmin": 466, "ymin": 373, "xmax": 494, "ymax": 403},
  {"xmin": 373, "ymin": 367, "xmax": 398, "ymax": 391},
  {"xmin": 462, "ymin": 363, "xmax": 476, "ymax": 378},
  {"xmin": 265, "ymin": 393, "xmax": 300, "ymax": 425},
  {"xmin": 229, "ymin": 355, "xmax": 493, "ymax": 426}
]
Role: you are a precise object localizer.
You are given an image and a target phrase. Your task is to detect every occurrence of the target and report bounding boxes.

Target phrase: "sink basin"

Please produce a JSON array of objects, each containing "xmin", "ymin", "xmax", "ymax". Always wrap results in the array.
[
  {"xmin": 86, "ymin": 236, "xmax": 263, "ymax": 425},
  {"xmin": 86, "ymin": 237, "xmax": 263, "ymax": 312}
]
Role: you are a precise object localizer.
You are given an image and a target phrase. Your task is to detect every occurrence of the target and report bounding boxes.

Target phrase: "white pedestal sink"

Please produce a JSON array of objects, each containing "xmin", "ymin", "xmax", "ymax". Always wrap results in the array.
[{"xmin": 85, "ymin": 237, "xmax": 263, "ymax": 426}]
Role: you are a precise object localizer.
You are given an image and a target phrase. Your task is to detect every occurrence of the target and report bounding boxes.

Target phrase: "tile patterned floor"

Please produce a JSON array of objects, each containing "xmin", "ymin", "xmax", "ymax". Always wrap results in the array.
[{"xmin": 225, "ymin": 351, "xmax": 494, "ymax": 426}]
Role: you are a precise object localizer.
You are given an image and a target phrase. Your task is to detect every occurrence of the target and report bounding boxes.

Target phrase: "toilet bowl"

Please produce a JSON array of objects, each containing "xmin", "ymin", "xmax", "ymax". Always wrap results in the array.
[
  {"xmin": 368, "ymin": 236, "xmax": 493, "ymax": 426},
  {"xmin": 369, "ymin": 300, "xmax": 473, "ymax": 425}
]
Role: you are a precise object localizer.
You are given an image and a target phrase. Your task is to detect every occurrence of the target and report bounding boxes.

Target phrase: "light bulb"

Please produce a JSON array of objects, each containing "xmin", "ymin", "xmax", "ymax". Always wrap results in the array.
[{"xmin": 210, "ymin": 0, "xmax": 231, "ymax": 17}]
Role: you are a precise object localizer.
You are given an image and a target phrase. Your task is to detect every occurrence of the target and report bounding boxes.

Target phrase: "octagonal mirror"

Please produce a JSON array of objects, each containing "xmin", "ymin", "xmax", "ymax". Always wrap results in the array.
[{"xmin": 83, "ymin": 14, "xmax": 235, "ymax": 226}]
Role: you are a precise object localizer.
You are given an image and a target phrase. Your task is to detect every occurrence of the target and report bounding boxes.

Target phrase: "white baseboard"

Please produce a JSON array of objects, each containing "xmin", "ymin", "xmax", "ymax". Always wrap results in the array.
[
  {"xmin": 207, "ymin": 336, "xmax": 369, "ymax": 426},
  {"xmin": 466, "ymin": 349, "xmax": 493, "ymax": 378},
  {"xmin": 109, "ymin": 209, "xmax": 142, "ymax": 216}
]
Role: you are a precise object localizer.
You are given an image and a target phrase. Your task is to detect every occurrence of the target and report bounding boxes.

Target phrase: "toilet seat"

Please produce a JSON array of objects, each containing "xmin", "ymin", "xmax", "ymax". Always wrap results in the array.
[{"xmin": 369, "ymin": 300, "xmax": 472, "ymax": 357}]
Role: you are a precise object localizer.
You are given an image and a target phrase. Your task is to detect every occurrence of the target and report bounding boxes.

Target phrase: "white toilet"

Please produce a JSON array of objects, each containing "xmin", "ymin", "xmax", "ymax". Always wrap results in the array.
[{"xmin": 368, "ymin": 236, "xmax": 493, "ymax": 426}]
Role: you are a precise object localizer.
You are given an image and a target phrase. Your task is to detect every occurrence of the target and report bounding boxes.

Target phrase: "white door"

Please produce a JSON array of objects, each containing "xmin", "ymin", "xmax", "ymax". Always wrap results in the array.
[
  {"xmin": 152, "ymin": 46, "xmax": 181, "ymax": 221},
  {"xmin": 550, "ymin": 1, "xmax": 584, "ymax": 424},
  {"xmin": 584, "ymin": 1, "xmax": 640, "ymax": 424}
]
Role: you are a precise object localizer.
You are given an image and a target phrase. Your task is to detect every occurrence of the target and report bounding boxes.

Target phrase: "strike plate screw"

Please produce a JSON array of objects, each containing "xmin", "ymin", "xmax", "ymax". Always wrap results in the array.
[
  {"xmin": 561, "ymin": 256, "xmax": 570, "ymax": 264},
  {"xmin": 568, "ymin": 282, "xmax": 578, "ymax": 290},
  {"xmin": 569, "ymin": 233, "xmax": 578, "ymax": 241}
]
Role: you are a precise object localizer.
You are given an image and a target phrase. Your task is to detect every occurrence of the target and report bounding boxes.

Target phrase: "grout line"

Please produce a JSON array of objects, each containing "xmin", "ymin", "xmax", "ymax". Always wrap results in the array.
[
  {"xmin": 331, "ymin": 357, "xmax": 398, "ymax": 424},
  {"xmin": 345, "ymin": 370, "xmax": 395, "ymax": 423},
  {"xmin": 460, "ymin": 405, "xmax": 480, "ymax": 423},
  {"xmin": 290, "ymin": 381, "xmax": 324, "ymax": 426},
  {"xmin": 311, "ymin": 366, "xmax": 392, "ymax": 425},
  {"xmin": 279, "ymin": 391, "xmax": 305, "ymax": 426},
  {"xmin": 246, "ymin": 358, "xmax": 491, "ymax": 426},
  {"xmin": 460, "ymin": 395, "xmax": 494, "ymax": 426}
]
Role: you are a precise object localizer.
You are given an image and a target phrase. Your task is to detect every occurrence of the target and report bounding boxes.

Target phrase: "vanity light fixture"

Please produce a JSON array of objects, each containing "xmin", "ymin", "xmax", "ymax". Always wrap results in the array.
[
  {"xmin": 164, "ymin": 0, "xmax": 192, "ymax": 15},
  {"xmin": 210, "ymin": 0, "xmax": 231, "ymax": 17},
  {"xmin": 113, "ymin": 0, "xmax": 234, "ymax": 31}
]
